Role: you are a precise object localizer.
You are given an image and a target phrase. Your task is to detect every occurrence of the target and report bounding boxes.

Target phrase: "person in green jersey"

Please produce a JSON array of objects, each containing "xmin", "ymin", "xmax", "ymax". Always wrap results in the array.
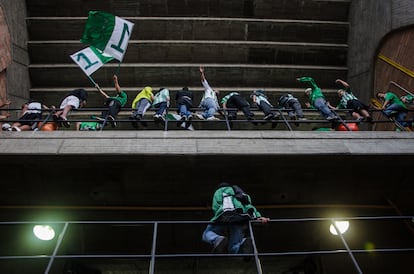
[
  {"xmin": 95, "ymin": 75, "xmax": 128, "ymax": 128},
  {"xmin": 376, "ymin": 91, "xmax": 408, "ymax": 127},
  {"xmin": 329, "ymin": 79, "xmax": 372, "ymax": 123},
  {"xmin": 297, "ymin": 76, "xmax": 338, "ymax": 121},
  {"xmin": 202, "ymin": 182, "xmax": 269, "ymax": 255}
]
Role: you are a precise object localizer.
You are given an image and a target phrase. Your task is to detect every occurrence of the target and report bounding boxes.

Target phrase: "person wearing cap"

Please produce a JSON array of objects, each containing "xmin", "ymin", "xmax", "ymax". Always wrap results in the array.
[
  {"xmin": 53, "ymin": 88, "xmax": 88, "ymax": 128},
  {"xmin": 196, "ymin": 66, "xmax": 220, "ymax": 121},
  {"xmin": 278, "ymin": 93, "xmax": 306, "ymax": 122},
  {"xmin": 95, "ymin": 75, "xmax": 128, "ymax": 128},
  {"xmin": 376, "ymin": 91, "xmax": 409, "ymax": 127},
  {"xmin": 202, "ymin": 182, "xmax": 270, "ymax": 255},
  {"xmin": 297, "ymin": 76, "xmax": 338, "ymax": 121},
  {"xmin": 328, "ymin": 79, "xmax": 372, "ymax": 123}
]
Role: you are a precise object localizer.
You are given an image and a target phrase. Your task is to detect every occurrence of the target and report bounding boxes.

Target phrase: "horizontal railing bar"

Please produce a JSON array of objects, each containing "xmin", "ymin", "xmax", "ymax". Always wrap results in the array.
[{"xmin": 2, "ymin": 247, "xmax": 414, "ymax": 260}]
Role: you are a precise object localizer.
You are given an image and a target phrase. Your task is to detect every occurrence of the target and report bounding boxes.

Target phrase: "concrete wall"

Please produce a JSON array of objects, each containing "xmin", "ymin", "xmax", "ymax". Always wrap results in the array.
[
  {"xmin": 0, "ymin": 0, "xmax": 30, "ymax": 112},
  {"xmin": 347, "ymin": 0, "xmax": 414, "ymax": 103}
]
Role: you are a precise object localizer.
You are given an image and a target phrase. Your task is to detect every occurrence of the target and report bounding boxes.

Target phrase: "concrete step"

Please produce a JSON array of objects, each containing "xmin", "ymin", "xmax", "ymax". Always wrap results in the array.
[
  {"xmin": 27, "ymin": 17, "xmax": 349, "ymax": 44},
  {"xmin": 28, "ymin": 63, "xmax": 347, "ymax": 88},
  {"xmin": 26, "ymin": 0, "xmax": 351, "ymax": 21},
  {"xmin": 28, "ymin": 41, "xmax": 348, "ymax": 66}
]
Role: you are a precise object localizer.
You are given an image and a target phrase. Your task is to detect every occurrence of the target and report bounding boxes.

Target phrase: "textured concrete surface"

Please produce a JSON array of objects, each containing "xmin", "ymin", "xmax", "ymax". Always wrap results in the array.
[
  {"xmin": 347, "ymin": 0, "xmax": 414, "ymax": 103},
  {"xmin": 0, "ymin": 131, "xmax": 413, "ymax": 155}
]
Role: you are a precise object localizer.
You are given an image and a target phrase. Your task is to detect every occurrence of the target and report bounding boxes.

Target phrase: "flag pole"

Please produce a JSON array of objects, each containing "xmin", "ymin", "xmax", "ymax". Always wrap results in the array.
[
  {"xmin": 114, "ymin": 61, "xmax": 121, "ymax": 76},
  {"xmin": 87, "ymin": 75, "xmax": 97, "ymax": 86}
]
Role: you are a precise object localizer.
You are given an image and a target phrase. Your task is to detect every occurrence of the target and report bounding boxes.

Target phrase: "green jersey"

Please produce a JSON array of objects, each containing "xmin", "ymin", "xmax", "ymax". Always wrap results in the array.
[{"xmin": 298, "ymin": 77, "xmax": 324, "ymax": 106}]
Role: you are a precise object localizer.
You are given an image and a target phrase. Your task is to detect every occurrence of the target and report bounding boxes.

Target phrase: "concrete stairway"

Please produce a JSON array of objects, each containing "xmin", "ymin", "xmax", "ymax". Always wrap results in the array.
[{"xmin": 26, "ymin": 0, "xmax": 350, "ymax": 121}]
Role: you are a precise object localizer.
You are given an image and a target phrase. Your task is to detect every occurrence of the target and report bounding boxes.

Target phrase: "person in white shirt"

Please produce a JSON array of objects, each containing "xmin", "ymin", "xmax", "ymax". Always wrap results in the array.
[{"xmin": 196, "ymin": 66, "xmax": 220, "ymax": 121}]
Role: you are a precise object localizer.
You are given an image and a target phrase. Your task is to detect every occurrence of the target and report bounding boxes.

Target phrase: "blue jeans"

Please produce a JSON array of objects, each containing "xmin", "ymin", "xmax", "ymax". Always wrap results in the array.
[
  {"xmin": 133, "ymin": 98, "xmax": 151, "ymax": 117},
  {"xmin": 202, "ymin": 223, "xmax": 247, "ymax": 254},
  {"xmin": 154, "ymin": 101, "xmax": 168, "ymax": 116},
  {"xmin": 178, "ymin": 104, "xmax": 192, "ymax": 117},
  {"xmin": 201, "ymin": 97, "xmax": 218, "ymax": 119},
  {"xmin": 384, "ymin": 104, "xmax": 408, "ymax": 126},
  {"xmin": 314, "ymin": 97, "xmax": 334, "ymax": 118}
]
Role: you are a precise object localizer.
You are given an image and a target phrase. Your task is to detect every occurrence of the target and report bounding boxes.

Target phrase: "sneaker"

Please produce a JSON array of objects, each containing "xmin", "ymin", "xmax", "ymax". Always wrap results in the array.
[
  {"xmin": 2, "ymin": 123, "xmax": 11, "ymax": 131},
  {"xmin": 53, "ymin": 115, "xmax": 62, "ymax": 127},
  {"xmin": 263, "ymin": 113, "xmax": 275, "ymax": 120},
  {"xmin": 177, "ymin": 115, "xmax": 186, "ymax": 127},
  {"xmin": 326, "ymin": 115, "xmax": 338, "ymax": 121},
  {"xmin": 94, "ymin": 116, "xmax": 106, "ymax": 122},
  {"xmin": 60, "ymin": 116, "xmax": 70, "ymax": 128},
  {"xmin": 195, "ymin": 113, "xmax": 205, "ymax": 120},
  {"xmin": 185, "ymin": 115, "xmax": 192, "ymax": 129},
  {"xmin": 206, "ymin": 116, "xmax": 220, "ymax": 121},
  {"xmin": 212, "ymin": 236, "xmax": 228, "ymax": 254},
  {"xmin": 107, "ymin": 115, "xmax": 116, "ymax": 128},
  {"xmin": 11, "ymin": 126, "xmax": 21, "ymax": 132}
]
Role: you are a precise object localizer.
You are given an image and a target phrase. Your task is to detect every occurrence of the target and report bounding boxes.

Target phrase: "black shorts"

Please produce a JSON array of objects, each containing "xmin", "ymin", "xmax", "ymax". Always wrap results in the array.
[
  {"xmin": 19, "ymin": 112, "xmax": 42, "ymax": 126},
  {"xmin": 347, "ymin": 99, "xmax": 369, "ymax": 112}
]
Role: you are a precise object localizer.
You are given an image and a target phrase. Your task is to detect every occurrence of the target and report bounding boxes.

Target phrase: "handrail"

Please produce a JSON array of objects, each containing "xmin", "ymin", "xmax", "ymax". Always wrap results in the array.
[
  {"xmin": 1, "ymin": 107, "xmax": 412, "ymax": 132},
  {"xmin": 0, "ymin": 216, "xmax": 413, "ymax": 274},
  {"xmin": 388, "ymin": 81, "xmax": 414, "ymax": 97}
]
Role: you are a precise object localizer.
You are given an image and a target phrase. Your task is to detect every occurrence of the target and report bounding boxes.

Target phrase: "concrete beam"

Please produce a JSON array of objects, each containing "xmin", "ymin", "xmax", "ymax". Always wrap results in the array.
[{"xmin": 0, "ymin": 131, "xmax": 413, "ymax": 155}]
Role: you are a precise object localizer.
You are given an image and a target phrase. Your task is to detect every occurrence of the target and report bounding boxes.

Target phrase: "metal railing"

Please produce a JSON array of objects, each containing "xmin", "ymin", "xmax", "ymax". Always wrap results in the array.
[
  {"xmin": 1, "ymin": 216, "xmax": 414, "ymax": 274},
  {"xmin": 1, "ymin": 106, "xmax": 412, "ymax": 132}
]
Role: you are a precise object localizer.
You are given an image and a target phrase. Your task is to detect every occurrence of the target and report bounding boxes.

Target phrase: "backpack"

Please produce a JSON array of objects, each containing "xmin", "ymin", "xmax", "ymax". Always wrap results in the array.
[
  {"xmin": 232, "ymin": 185, "xmax": 250, "ymax": 205},
  {"xmin": 278, "ymin": 95, "xmax": 289, "ymax": 107},
  {"xmin": 216, "ymin": 185, "xmax": 254, "ymax": 223}
]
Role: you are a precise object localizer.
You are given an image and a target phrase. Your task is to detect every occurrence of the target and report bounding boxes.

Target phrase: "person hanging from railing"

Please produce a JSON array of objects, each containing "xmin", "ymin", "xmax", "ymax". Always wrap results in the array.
[
  {"xmin": 327, "ymin": 79, "xmax": 372, "ymax": 123},
  {"xmin": 375, "ymin": 91, "xmax": 410, "ymax": 128},
  {"xmin": 129, "ymin": 86, "xmax": 154, "ymax": 129},
  {"xmin": 195, "ymin": 66, "xmax": 220, "ymax": 121},
  {"xmin": 278, "ymin": 93, "xmax": 306, "ymax": 125},
  {"xmin": 4, "ymin": 99, "xmax": 49, "ymax": 131},
  {"xmin": 202, "ymin": 182, "xmax": 270, "ymax": 256},
  {"xmin": 152, "ymin": 88, "xmax": 170, "ymax": 122},
  {"xmin": 221, "ymin": 92, "xmax": 254, "ymax": 121},
  {"xmin": 297, "ymin": 76, "xmax": 339, "ymax": 121},
  {"xmin": 250, "ymin": 89, "xmax": 279, "ymax": 128},
  {"xmin": 53, "ymin": 88, "xmax": 88, "ymax": 128},
  {"xmin": 175, "ymin": 86, "xmax": 194, "ymax": 129},
  {"xmin": 95, "ymin": 75, "xmax": 128, "ymax": 128}
]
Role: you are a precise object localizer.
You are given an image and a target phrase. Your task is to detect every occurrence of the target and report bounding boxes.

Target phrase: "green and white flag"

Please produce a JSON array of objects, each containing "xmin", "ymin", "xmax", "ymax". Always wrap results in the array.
[
  {"xmin": 70, "ymin": 46, "xmax": 113, "ymax": 76},
  {"xmin": 80, "ymin": 11, "xmax": 134, "ymax": 61}
]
